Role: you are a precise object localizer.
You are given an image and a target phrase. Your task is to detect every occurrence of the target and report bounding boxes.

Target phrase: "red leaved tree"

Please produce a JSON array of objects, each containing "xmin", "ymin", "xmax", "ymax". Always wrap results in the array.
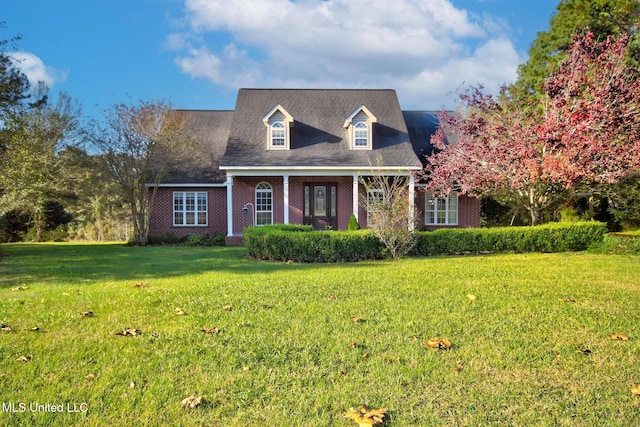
[{"xmin": 419, "ymin": 33, "xmax": 640, "ymax": 225}]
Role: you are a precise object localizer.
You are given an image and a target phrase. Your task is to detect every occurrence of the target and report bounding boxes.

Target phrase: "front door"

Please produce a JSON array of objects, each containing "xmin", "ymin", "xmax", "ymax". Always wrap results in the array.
[{"xmin": 303, "ymin": 183, "xmax": 338, "ymax": 230}]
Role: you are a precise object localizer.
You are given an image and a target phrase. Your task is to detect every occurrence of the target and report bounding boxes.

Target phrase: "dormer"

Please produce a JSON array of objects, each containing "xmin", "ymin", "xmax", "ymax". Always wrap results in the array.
[
  {"xmin": 344, "ymin": 105, "xmax": 377, "ymax": 150},
  {"xmin": 263, "ymin": 104, "xmax": 294, "ymax": 150}
]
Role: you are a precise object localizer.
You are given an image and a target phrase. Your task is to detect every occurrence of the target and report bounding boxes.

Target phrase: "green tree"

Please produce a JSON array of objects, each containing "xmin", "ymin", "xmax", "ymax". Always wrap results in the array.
[
  {"xmin": 0, "ymin": 87, "xmax": 82, "ymax": 240},
  {"xmin": 514, "ymin": 0, "xmax": 640, "ymax": 101},
  {"xmin": 91, "ymin": 101, "xmax": 194, "ymax": 245},
  {"xmin": 0, "ymin": 23, "xmax": 30, "ymax": 123}
]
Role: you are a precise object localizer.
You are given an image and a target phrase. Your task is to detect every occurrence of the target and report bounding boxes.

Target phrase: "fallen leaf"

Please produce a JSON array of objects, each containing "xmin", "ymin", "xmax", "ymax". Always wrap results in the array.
[
  {"xmin": 133, "ymin": 282, "xmax": 146, "ymax": 288},
  {"xmin": 222, "ymin": 305, "xmax": 232, "ymax": 311},
  {"xmin": 1, "ymin": 324, "xmax": 12, "ymax": 332},
  {"xmin": 351, "ymin": 316, "xmax": 364, "ymax": 323},
  {"xmin": 80, "ymin": 311, "xmax": 94, "ymax": 317},
  {"xmin": 632, "ymin": 385, "xmax": 640, "ymax": 396},
  {"xmin": 242, "ymin": 366, "xmax": 250, "ymax": 371},
  {"xmin": 345, "ymin": 405, "xmax": 387, "ymax": 427},
  {"xmin": 610, "ymin": 334, "xmax": 630, "ymax": 341},
  {"xmin": 181, "ymin": 395, "xmax": 203, "ymax": 409},
  {"xmin": 175, "ymin": 308, "xmax": 185, "ymax": 316},
  {"xmin": 327, "ymin": 295, "xmax": 338, "ymax": 300},
  {"xmin": 16, "ymin": 355, "xmax": 30, "ymax": 363},
  {"xmin": 455, "ymin": 361, "xmax": 464, "ymax": 372},
  {"xmin": 576, "ymin": 349, "xmax": 592, "ymax": 355},
  {"xmin": 362, "ymin": 352, "xmax": 370, "ymax": 359},
  {"xmin": 466, "ymin": 294, "xmax": 476, "ymax": 301},
  {"xmin": 115, "ymin": 328, "xmax": 141, "ymax": 337},
  {"xmin": 424, "ymin": 338, "xmax": 452, "ymax": 350},
  {"xmin": 560, "ymin": 297, "xmax": 576, "ymax": 303},
  {"xmin": 62, "ymin": 292, "xmax": 70, "ymax": 296},
  {"xmin": 348, "ymin": 342, "xmax": 359, "ymax": 349},
  {"xmin": 201, "ymin": 327, "xmax": 220, "ymax": 334},
  {"xmin": 85, "ymin": 374, "xmax": 96, "ymax": 380}
]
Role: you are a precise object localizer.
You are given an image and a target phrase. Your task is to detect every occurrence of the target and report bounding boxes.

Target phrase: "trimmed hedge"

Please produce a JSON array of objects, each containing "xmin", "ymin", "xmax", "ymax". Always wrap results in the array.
[
  {"xmin": 244, "ymin": 222, "xmax": 606, "ymax": 262},
  {"xmin": 146, "ymin": 233, "xmax": 226, "ymax": 247},
  {"xmin": 244, "ymin": 225, "xmax": 383, "ymax": 262},
  {"xmin": 412, "ymin": 221, "xmax": 607, "ymax": 256}
]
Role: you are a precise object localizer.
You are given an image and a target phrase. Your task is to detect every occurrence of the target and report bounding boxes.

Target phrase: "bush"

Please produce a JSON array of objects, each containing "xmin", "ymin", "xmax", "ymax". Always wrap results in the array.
[
  {"xmin": 588, "ymin": 233, "xmax": 640, "ymax": 255},
  {"xmin": 244, "ymin": 225, "xmax": 383, "ymax": 262},
  {"xmin": 146, "ymin": 233, "xmax": 226, "ymax": 247},
  {"xmin": 348, "ymin": 214, "xmax": 360, "ymax": 231},
  {"xmin": 412, "ymin": 222, "xmax": 607, "ymax": 256}
]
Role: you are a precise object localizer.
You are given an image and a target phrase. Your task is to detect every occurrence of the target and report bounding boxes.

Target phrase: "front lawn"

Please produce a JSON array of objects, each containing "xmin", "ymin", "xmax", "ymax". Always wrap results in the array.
[{"xmin": 1, "ymin": 244, "xmax": 639, "ymax": 426}]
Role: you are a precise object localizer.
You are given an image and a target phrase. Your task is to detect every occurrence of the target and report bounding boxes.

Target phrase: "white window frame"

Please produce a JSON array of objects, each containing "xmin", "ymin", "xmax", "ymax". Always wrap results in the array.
[
  {"xmin": 173, "ymin": 191, "xmax": 208, "ymax": 226},
  {"xmin": 255, "ymin": 182, "xmax": 273, "ymax": 226},
  {"xmin": 270, "ymin": 121, "xmax": 287, "ymax": 148},
  {"xmin": 352, "ymin": 121, "xmax": 370, "ymax": 149},
  {"xmin": 425, "ymin": 192, "xmax": 458, "ymax": 225}
]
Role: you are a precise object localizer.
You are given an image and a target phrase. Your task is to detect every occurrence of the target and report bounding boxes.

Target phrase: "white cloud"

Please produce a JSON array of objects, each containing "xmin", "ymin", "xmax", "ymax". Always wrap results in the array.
[
  {"xmin": 171, "ymin": 0, "xmax": 524, "ymax": 108},
  {"xmin": 8, "ymin": 51, "xmax": 67, "ymax": 90}
]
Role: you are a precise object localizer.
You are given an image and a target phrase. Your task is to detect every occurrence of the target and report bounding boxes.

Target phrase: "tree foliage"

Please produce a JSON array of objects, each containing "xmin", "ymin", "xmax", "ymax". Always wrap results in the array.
[
  {"xmin": 91, "ymin": 101, "xmax": 194, "ymax": 245},
  {"xmin": 514, "ymin": 0, "xmax": 640, "ymax": 101},
  {"xmin": 0, "ymin": 86, "xmax": 82, "ymax": 239},
  {"xmin": 419, "ymin": 33, "xmax": 640, "ymax": 225},
  {"xmin": 0, "ymin": 23, "xmax": 30, "ymax": 122}
]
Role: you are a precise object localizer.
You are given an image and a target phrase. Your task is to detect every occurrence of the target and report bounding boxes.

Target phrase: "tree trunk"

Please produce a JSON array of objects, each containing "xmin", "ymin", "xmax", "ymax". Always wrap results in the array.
[{"xmin": 528, "ymin": 188, "xmax": 543, "ymax": 226}]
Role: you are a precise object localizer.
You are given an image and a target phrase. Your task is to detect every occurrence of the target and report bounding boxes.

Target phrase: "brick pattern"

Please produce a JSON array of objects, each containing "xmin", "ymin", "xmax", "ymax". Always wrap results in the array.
[
  {"xmin": 414, "ymin": 192, "xmax": 481, "ymax": 230},
  {"xmin": 151, "ymin": 181, "xmax": 482, "ymax": 244},
  {"xmin": 149, "ymin": 188, "xmax": 227, "ymax": 238}
]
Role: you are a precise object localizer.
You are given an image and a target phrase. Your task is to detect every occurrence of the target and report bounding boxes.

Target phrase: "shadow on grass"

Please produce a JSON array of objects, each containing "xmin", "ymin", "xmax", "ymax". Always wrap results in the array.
[{"xmin": 0, "ymin": 243, "xmax": 384, "ymax": 287}]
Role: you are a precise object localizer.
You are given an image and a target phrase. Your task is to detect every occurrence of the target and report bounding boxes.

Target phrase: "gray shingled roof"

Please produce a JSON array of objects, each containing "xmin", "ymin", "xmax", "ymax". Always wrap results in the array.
[
  {"xmin": 161, "ymin": 92, "xmax": 443, "ymax": 184},
  {"xmin": 220, "ymin": 89, "xmax": 421, "ymax": 169},
  {"xmin": 162, "ymin": 110, "xmax": 233, "ymax": 183},
  {"xmin": 402, "ymin": 111, "xmax": 440, "ymax": 165}
]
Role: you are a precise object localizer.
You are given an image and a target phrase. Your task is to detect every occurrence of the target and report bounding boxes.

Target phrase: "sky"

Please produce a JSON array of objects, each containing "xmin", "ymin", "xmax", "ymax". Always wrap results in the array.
[{"xmin": 3, "ymin": 0, "xmax": 560, "ymax": 119}]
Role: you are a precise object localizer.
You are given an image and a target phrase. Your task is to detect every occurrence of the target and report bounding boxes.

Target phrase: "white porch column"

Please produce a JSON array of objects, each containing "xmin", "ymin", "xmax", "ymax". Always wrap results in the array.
[
  {"xmin": 408, "ymin": 174, "xmax": 415, "ymax": 231},
  {"xmin": 352, "ymin": 173, "xmax": 359, "ymax": 222},
  {"xmin": 283, "ymin": 173, "xmax": 290, "ymax": 224},
  {"xmin": 226, "ymin": 173, "xmax": 234, "ymax": 236}
]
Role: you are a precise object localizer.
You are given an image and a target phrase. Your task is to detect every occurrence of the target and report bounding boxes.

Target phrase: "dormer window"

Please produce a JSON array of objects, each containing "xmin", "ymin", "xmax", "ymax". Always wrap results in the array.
[
  {"xmin": 353, "ymin": 122, "xmax": 368, "ymax": 147},
  {"xmin": 344, "ymin": 105, "xmax": 376, "ymax": 150},
  {"xmin": 263, "ymin": 104, "xmax": 294, "ymax": 150},
  {"xmin": 270, "ymin": 121, "xmax": 286, "ymax": 147}
]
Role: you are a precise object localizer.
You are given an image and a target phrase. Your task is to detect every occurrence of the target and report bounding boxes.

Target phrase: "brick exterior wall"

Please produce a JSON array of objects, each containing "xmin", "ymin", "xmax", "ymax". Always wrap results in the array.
[
  {"xmin": 414, "ymin": 191, "xmax": 481, "ymax": 230},
  {"xmin": 149, "ymin": 187, "xmax": 227, "ymax": 238},
  {"xmin": 149, "ymin": 181, "xmax": 482, "ymax": 245}
]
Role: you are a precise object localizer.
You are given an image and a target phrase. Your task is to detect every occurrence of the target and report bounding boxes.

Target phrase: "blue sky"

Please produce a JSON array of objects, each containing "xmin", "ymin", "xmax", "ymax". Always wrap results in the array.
[{"xmin": 4, "ymin": 0, "xmax": 559, "ymax": 119}]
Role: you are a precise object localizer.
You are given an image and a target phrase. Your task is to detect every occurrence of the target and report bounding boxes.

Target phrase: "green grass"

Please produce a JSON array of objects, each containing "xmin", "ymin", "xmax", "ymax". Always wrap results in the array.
[{"xmin": 1, "ymin": 243, "xmax": 640, "ymax": 426}]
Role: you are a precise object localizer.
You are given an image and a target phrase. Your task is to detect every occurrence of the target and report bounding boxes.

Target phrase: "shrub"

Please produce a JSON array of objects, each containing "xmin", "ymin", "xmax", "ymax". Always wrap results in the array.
[
  {"xmin": 348, "ymin": 214, "xmax": 360, "ymax": 231},
  {"xmin": 244, "ymin": 225, "xmax": 383, "ymax": 262},
  {"xmin": 146, "ymin": 233, "xmax": 226, "ymax": 247},
  {"xmin": 588, "ymin": 233, "xmax": 640, "ymax": 255},
  {"xmin": 412, "ymin": 222, "xmax": 606, "ymax": 256}
]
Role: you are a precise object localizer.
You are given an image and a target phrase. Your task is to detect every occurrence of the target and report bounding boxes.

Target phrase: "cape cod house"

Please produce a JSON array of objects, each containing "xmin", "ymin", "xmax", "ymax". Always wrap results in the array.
[{"xmin": 148, "ymin": 89, "xmax": 480, "ymax": 244}]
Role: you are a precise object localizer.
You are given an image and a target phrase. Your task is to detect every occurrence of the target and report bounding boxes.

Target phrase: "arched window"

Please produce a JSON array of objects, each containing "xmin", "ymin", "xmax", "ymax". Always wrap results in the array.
[
  {"xmin": 354, "ymin": 121, "xmax": 368, "ymax": 147},
  {"xmin": 270, "ymin": 121, "xmax": 286, "ymax": 147},
  {"xmin": 255, "ymin": 182, "xmax": 273, "ymax": 225}
]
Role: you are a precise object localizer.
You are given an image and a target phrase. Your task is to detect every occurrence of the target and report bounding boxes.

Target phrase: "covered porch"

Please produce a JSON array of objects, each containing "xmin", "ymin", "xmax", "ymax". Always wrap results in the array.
[{"xmin": 223, "ymin": 167, "xmax": 417, "ymax": 239}]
